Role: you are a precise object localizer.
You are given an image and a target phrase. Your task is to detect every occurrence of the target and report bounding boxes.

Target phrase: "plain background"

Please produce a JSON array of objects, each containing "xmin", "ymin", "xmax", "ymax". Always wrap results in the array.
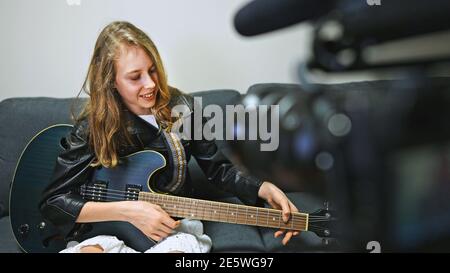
[
  {"xmin": 0, "ymin": 0, "xmax": 310, "ymax": 101},
  {"xmin": 2, "ymin": 0, "xmax": 439, "ymax": 101}
]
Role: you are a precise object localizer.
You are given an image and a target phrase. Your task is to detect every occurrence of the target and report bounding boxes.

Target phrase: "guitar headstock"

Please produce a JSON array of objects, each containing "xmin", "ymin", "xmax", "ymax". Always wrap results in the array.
[{"xmin": 307, "ymin": 205, "xmax": 338, "ymax": 239}]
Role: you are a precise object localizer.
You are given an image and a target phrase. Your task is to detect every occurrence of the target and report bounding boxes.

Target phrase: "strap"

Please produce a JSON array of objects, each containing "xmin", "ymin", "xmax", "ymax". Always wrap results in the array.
[{"xmin": 161, "ymin": 129, "xmax": 187, "ymax": 193}]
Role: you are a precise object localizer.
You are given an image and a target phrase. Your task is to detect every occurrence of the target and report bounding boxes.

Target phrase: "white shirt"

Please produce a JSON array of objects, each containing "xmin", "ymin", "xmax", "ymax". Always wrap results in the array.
[{"xmin": 138, "ymin": 114, "xmax": 159, "ymax": 129}]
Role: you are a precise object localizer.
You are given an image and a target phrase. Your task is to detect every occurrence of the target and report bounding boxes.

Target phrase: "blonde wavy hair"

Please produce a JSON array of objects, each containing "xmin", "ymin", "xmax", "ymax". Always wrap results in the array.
[{"xmin": 76, "ymin": 21, "xmax": 173, "ymax": 168}]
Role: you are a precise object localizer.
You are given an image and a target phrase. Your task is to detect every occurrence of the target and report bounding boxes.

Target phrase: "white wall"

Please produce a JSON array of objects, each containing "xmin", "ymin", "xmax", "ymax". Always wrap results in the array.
[{"xmin": 0, "ymin": 0, "xmax": 314, "ymax": 101}]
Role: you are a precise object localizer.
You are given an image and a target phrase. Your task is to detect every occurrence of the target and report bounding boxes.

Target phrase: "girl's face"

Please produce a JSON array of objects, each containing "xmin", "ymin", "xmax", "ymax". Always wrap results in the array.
[{"xmin": 114, "ymin": 45, "xmax": 158, "ymax": 115}]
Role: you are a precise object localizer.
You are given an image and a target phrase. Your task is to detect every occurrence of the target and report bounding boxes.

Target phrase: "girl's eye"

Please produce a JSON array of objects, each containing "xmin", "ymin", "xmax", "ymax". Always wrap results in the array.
[
  {"xmin": 130, "ymin": 76, "xmax": 140, "ymax": 81},
  {"xmin": 150, "ymin": 67, "xmax": 157, "ymax": 74}
]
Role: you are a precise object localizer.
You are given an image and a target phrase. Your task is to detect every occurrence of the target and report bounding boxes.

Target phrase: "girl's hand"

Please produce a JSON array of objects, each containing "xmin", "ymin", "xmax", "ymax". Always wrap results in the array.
[
  {"xmin": 119, "ymin": 201, "xmax": 180, "ymax": 242},
  {"xmin": 257, "ymin": 181, "xmax": 300, "ymax": 245}
]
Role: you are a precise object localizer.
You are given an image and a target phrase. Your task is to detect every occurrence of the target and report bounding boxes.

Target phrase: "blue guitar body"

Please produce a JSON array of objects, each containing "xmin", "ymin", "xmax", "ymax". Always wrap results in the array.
[{"xmin": 10, "ymin": 124, "xmax": 168, "ymax": 253}]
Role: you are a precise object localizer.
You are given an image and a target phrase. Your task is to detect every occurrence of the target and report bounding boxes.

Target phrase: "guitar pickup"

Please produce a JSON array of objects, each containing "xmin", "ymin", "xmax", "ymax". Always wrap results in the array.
[
  {"xmin": 125, "ymin": 184, "xmax": 142, "ymax": 200},
  {"xmin": 81, "ymin": 180, "xmax": 108, "ymax": 201}
]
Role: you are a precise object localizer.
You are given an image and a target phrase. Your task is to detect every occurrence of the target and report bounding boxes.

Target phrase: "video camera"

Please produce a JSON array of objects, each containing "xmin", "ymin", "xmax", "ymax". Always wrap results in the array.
[{"xmin": 231, "ymin": 0, "xmax": 450, "ymax": 252}]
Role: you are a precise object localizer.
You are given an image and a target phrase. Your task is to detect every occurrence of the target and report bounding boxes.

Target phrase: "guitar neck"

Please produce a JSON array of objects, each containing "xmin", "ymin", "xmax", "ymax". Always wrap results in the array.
[{"xmin": 138, "ymin": 192, "xmax": 309, "ymax": 232}]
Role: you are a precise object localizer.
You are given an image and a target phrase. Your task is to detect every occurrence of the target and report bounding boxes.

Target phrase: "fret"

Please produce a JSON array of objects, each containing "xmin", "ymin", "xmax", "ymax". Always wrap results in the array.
[
  {"xmin": 205, "ymin": 202, "xmax": 210, "ymax": 221},
  {"xmin": 189, "ymin": 199, "xmax": 196, "ymax": 219},
  {"xmin": 212, "ymin": 202, "xmax": 219, "ymax": 221},
  {"xmin": 192, "ymin": 199, "xmax": 200, "ymax": 219},
  {"xmin": 248, "ymin": 207, "xmax": 257, "ymax": 225},
  {"xmin": 181, "ymin": 197, "xmax": 188, "ymax": 218},
  {"xmin": 268, "ymin": 210, "xmax": 274, "ymax": 228},
  {"xmin": 278, "ymin": 210, "xmax": 281, "ymax": 228},
  {"xmin": 172, "ymin": 196, "xmax": 179, "ymax": 217},
  {"xmin": 205, "ymin": 201, "xmax": 211, "ymax": 221},
  {"xmin": 155, "ymin": 194, "xmax": 160, "ymax": 207},
  {"xmin": 229, "ymin": 204, "xmax": 237, "ymax": 224},
  {"xmin": 217, "ymin": 203, "xmax": 223, "ymax": 222},
  {"xmin": 245, "ymin": 206, "xmax": 248, "ymax": 225},
  {"xmin": 206, "ymin": 201, "xmax": 211, "ymax": 221},
  {"xmin": 160, "ymin": 194, "xmax": 169, "ymax": 210},
  {"xmin": 289, "ymin": 212, "xmax": 294, "ymax": 229},
  {"xmin": 180, "ymin": 197, "xmax": 187, "ymax": 218},
  {"xmin": 178, "ymin": 196, "xmax": 185, "ymax": 218},
  {"xmin": 220, "ymin": 203, "xmax": 228, "ymax": 222},
  {"xmin": 164, "ymin": 195, "xmax": 170, "ymax": 212},
  {"xmin": 167, "ymin": 195, "xmax": 178, "ymax": 217},
  {"xmin": 228, "ymin": 204, "xmax": 233, "ymax": 223},
  {"xmin": 256, "ymin": 207, "xmax": 259, "ymax": 226},
  {"xmin": 199, "ymin": 201, "xmax": 206, "ymax": 219},
  {"xmin": 187, "ymin": 198, "xmax": 193, "ymax": 218}
]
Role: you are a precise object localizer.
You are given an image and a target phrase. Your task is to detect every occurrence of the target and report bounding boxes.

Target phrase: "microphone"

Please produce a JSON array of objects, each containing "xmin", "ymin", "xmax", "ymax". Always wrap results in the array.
[
  {"xmin": 234, "ymin": 0, "xmax": 336, "ymax": 37},
  {"xmin": 337, "ymin": 0, "xmax": 450, "ymax": 44}
]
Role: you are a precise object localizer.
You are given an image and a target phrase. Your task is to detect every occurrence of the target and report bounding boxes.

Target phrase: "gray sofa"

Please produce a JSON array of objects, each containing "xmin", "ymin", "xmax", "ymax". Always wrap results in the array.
[{"xmin": 0, "ymin": 85, "xmax": 329, "ymax": 253}]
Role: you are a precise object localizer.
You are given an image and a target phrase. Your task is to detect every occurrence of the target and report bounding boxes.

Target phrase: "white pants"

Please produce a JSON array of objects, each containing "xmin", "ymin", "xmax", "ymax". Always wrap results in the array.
[{"xmin": 60, "ymin": 219, "xmax": 212, "ymax": 253}]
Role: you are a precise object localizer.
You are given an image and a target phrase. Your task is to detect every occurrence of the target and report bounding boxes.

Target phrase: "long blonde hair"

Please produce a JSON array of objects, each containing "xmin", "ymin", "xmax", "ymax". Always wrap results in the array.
[{"xmin": 77, "ymin": 21, "xmax": 173, "ymax": 168}]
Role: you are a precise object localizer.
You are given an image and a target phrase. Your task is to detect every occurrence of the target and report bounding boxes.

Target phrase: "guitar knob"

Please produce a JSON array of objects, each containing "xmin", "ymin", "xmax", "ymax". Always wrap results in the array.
[
  {"xmin": 324, "ymin": 229, "xmax": 330, "ymax": 236},
  {"xmin": 18, "ymin": 224, "xmax": 29, "ymax": 235},
  {"xmin": 38, "ymin": 222, "xmax": 46, "ymax": 230}
]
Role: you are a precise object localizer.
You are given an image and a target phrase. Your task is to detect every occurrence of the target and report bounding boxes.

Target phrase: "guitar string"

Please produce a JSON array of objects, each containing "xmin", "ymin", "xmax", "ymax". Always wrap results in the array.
[
  {"xmin": 80, "ymin": 185, "xmax": 330, "ymax": 219},
  {"xmin": 80, "ymin": 189, "xmax": 312, "ymax": 225},
  {"xmin": 80, "ymin": 186, "xmax": 331, "ymax": 220},
  {"xmin": 84, "ymin": 187, "xmax": 332, "ymax": 233},
  {"xmin": 79, "ymin": 194, "xmax": 329, "ymax": 237},
  {"xmin": 81, "ymin": 188, "xmax": 330, "ymax": 226}
]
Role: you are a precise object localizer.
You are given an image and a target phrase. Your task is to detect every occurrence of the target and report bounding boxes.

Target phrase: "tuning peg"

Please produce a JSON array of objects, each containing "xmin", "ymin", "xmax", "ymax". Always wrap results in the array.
[{"xmin": 324, "ymin": 201, "xmax": 330, "ymax": 210}]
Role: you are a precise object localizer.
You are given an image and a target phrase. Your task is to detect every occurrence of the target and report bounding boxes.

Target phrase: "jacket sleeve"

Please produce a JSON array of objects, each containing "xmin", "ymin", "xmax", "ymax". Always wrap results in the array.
[
  {"xmin": 39, "ymin": 120, "xmax": 95, "ymax": 238},
  {"xmin": 183, "ymin": 94, "xmax": 263, "ymax": 206},
  {"xmin": 191, "ymin": 138, "xmax": 263, "ymax": 206}
]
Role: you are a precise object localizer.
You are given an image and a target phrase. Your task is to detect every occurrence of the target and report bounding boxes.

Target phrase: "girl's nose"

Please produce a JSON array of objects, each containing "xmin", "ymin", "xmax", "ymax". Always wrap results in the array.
[{"xmin": 142, "ymin": 73, "xmax": 156, "ymax": 89}]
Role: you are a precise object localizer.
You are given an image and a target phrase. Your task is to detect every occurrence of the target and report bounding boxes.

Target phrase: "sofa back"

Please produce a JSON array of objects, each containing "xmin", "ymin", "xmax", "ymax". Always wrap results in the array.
[{"xmin": 0, "ymin": 89, "xmax": 241, "ymax": 217}]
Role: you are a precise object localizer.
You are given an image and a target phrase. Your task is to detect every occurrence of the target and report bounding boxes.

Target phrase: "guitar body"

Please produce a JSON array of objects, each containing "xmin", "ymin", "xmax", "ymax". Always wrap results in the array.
[
  {"xmin": 10, "ymin": 124, "xmax": 168, "ymax": 253},
  {"xmin": 10, "ymin": 125, "xmax": 73, "ymax": 253}
]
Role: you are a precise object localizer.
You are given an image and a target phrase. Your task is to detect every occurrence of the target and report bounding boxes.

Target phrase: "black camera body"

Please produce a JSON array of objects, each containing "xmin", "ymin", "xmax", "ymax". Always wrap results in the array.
[{"xmin": 232, "ymin": 0, "xmax": 450, "ymax": 252}]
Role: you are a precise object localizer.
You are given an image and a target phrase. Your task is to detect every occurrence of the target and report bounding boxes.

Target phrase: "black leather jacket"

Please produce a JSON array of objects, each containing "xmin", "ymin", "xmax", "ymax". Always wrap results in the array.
[{"xmin": 39, "ymin": 89, "xmax": 263, "ymax": 239}]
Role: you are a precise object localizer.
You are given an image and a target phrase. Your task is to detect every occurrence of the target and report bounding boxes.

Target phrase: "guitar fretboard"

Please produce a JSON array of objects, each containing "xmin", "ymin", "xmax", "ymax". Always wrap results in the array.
[{"xmin": 138, "ymin": 192, "xmax": 309, "ymax": 231}]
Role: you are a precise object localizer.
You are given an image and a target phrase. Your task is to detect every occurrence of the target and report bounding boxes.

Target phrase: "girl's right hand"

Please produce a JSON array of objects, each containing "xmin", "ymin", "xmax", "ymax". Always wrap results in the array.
[{"xmin": 119, "ymin": 200, "xmax": 180, "ymax": 242}]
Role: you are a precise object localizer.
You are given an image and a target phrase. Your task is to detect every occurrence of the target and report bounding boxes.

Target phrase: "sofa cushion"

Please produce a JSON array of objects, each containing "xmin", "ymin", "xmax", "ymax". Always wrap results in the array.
[
  {"xmin": 0, "ymin": 217, "xmax": 21, "ymax": 253},
  {"xmin": 0, "ymin": 97, "xmax": 83, "ymax": 217}
]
